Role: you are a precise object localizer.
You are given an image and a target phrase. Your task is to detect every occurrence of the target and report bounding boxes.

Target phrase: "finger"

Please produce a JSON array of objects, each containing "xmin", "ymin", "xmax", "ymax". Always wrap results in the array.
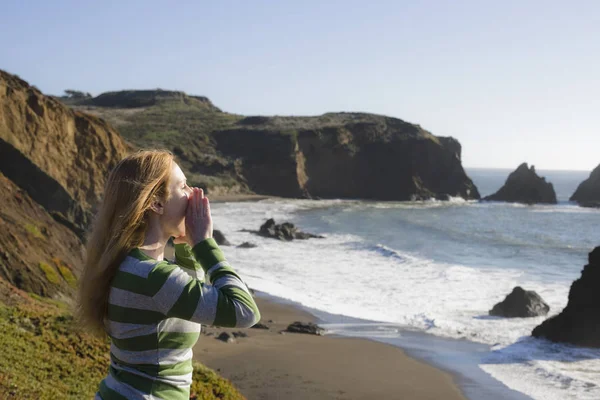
[
  {"xmin": 203, "ymin": 197, "xmax": 210, "ymax": 218},
  {"xmin": 199, "ymin": 188, "xmax": 204, "ymax": 200},
  {"xmin": 191, "ymin": 188, "xmax": 199, "ymax": 220},
  {"xmin": 195, "ymin": 187, "xmax": 204, "ymax": 218}
]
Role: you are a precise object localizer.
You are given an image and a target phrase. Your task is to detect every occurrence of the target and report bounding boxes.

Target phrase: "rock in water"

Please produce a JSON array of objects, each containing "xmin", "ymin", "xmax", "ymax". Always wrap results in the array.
[
  {"xmin": 532, "ymin": 247, "xmax": 600, "ymax": 347},
  {"xmin": 570, "ymin": 164, "xmax": 600, "ymax": 207},
  {"xmin": 213, "ymin": 229, "xmax": 231, "ymax": 246},
  {"xmin": 237, "ymin": 242, "xmax": 257, "ymax": 249},
  {"xmin": 258, "ymin": 218, "xmax": 324, "ymax": 241},
  {"xmin": 489, "ymin": 286, "xmax": 550, "ymax": 318},
  {"xmin": 484, "ymin": 163, "xmax": 557, "ymax": 204}
]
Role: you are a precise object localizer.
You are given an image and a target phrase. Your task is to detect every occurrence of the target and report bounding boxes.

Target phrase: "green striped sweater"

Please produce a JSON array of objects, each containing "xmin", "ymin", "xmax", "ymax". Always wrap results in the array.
[{"xmin": 95, "ymin": 238, "xmax": 260, "ymax": 400}]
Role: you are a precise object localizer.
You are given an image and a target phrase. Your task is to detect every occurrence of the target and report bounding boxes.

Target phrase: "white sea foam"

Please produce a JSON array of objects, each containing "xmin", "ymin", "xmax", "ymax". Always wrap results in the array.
[{"xmin": 212, "ymin": 198, "xmax": 600, "ymax": 400}]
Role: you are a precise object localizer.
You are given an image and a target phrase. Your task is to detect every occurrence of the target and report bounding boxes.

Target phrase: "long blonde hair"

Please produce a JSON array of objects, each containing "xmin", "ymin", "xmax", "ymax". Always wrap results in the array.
[{"xmin": 78, "ymin": 150, "xmax": 174, "ymax": 335}]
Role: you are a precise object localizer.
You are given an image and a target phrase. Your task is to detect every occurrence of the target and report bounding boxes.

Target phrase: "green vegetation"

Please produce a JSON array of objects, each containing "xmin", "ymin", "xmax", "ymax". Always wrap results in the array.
[
  {"xmin": 53, "ymin": 258, "xmax": 77, "ymax": 288},
  {"xmin": 190, "ymin": 363, "xmax": 246, "ymax": 400},
  {"xmin": 72, "ymin": 95, "xmax": 247, "ymax": 193},
  {"xmin": 0, "ymin": 300, "xmax": 246, "ymax": 399},
  {"xmin": 24, "ymin": 223, "xmax": 44, "ymax": 239},
  {"xmin": 39, "ymin": 262, "xmax": 60, "ymax": 284}
]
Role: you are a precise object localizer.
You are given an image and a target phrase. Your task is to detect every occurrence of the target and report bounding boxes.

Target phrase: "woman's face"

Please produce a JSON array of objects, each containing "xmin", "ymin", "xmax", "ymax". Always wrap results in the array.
[{"xmin": 161, "ymin": 163, "xmax": 192, "ymax": 239}]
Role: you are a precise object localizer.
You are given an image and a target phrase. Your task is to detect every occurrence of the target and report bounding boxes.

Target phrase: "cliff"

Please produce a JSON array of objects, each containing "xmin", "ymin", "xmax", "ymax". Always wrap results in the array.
[
  {"xmin": 0, "ymin": 70, "xmax": 129, "ymax": 236},
  {"xmin": 484, "ymin": 163, "xmax": 557, "ymax": 204},
  {"xmin": 0, "ymin": 70, "xmax": 129, "ymax": 298},
  {"xmin": 215, "ymin": 114, "xmax": 480, "ymax": 200}
]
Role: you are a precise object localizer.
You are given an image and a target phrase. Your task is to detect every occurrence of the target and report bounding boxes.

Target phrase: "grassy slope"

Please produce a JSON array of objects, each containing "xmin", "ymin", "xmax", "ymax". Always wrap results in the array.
[
  {"xmin": 0, "ymin": 294, "xmax": 246, "ymax": 400},
  {"xmin": 73, "ymin": 96, "xmax": 246, "ymax": 192}
]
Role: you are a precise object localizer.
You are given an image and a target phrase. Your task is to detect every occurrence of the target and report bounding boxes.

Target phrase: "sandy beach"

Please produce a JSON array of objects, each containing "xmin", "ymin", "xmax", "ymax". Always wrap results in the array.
[{"xmin": 194, "ymin": 295, "xmax": 466, "ymax": 400}]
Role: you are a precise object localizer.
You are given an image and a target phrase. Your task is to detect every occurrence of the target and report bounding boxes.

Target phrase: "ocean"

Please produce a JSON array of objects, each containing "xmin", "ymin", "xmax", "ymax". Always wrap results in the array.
[{"xmin": 211, "ymin": 168, "xmax": 600, "ymax": 400}]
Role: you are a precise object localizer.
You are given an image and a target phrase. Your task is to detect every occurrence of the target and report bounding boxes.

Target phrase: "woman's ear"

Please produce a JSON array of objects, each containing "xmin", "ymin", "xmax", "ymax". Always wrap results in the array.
[{"xmin": 149, "ymin": 200, "xmax": 164, "ymax": 215}]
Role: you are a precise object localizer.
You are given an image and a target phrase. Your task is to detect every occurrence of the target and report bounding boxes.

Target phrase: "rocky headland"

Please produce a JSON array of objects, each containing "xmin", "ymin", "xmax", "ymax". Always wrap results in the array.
[{"xmin": 62, "ymin": 86, "xmax": 480, "ymax": 201}]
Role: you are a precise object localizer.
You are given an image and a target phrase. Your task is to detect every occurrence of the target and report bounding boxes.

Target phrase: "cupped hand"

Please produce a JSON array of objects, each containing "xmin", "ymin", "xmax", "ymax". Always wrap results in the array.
[{"xmin": 185, "ymin": 187, "xmax": 213, "ymax": 246}]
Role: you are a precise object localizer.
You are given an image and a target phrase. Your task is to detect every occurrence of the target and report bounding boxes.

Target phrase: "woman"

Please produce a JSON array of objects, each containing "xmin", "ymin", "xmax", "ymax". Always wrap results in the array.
[{"xmin": 78, "ymin": 150, "xmax": 260, "ymax": 399}]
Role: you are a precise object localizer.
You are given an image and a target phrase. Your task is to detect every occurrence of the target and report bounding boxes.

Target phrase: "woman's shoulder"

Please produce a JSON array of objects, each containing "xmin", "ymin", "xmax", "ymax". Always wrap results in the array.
[{"xmin": 118, "ymin": 248, "xmax": 170, "ymax": 279}]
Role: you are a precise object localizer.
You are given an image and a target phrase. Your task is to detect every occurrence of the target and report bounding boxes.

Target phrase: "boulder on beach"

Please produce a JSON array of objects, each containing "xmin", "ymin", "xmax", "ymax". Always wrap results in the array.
[
  {"xmin": 489, "ymin": 286, "xmax": 550, "ymax": 318},
  {"xmin": 216, "ymin": 332, "xmax": 236, "ymax": 343},
  {"xmin": 285, "ymin": 321, "xmax": 325, "ymax": 335},
  {"xmin": 532, "ymin": 247, "xmax": 600, "ymax": 347},
  {"xmin": 258, "ymin": 219, "xmax": 324, "ymax": 241},
  {"xmin": 484, "ymin": 163, "xmax": 557, "ymax": 204},
  {"xmin": 570, "ymin": 164, "xmax": 600, "ymax": 208}
]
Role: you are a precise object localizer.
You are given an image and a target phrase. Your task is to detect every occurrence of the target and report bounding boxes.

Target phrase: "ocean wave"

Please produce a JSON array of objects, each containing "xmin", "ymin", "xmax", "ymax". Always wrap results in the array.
[{"xmin": 210, "ymin": 198, "xmax": 598, "ymax": 400}]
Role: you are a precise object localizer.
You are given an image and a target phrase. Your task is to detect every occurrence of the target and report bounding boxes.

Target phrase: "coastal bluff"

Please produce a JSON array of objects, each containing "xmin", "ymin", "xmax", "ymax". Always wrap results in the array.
[
  {"xmin": 67, "ymin": 89, "xmax": 480, "ymax": 201},
  {"xmin": 532, "ymin": 247, "xmax": 600, "ymax": 347},
  {"xmin": 0, "ymin": 70, "xmax": 129, "ymax": 236},
  {"xmin": 484, "ymin": 163, "xmax": 557, "ymax": 204},
  {"xmin": 0, "ymin": 70, "xmax": 128, "ymax": 298},
  {"xmin": 214, "ymin": 115, "xmax": 481, "ymax": 201},
  {"xmin": 570, "ymin": 164, "xmax": 600, "ymax": 207}
]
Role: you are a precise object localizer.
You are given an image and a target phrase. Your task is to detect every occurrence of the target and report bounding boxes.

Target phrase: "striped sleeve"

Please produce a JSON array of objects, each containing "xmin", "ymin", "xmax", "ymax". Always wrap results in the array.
[
  {"xmin": 149, "ymin": 238, "xmax": 261, "ymax": 328},
  {"xmin": 174, "ymin": 243, "xmax": 202, "ymax": 271}
]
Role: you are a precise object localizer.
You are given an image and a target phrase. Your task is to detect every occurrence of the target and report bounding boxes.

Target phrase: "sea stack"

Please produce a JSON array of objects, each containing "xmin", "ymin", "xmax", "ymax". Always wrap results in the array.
[
  {"xmin": 484, "ymin": 163, "xmax": 557, "ymax": 204},
  {"xmin": 570, "ymin": 164, "xmax": 600, "ymax": 208},
  {"xmin": 532, "ymin": 247, "xmax": 600, "ymax": 347}
]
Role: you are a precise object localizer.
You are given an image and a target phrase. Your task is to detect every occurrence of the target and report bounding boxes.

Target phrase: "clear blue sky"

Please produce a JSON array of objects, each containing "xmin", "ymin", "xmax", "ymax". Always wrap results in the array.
[{"xmin": 2, "ymin": 1, "xmax": 598, "ymax": 170}]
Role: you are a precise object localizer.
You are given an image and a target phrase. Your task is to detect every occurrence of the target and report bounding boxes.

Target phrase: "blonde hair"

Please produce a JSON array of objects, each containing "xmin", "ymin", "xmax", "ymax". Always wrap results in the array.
[{"xmin": 77, "ymin": 150, "xmax": 174, "ymax": 335}]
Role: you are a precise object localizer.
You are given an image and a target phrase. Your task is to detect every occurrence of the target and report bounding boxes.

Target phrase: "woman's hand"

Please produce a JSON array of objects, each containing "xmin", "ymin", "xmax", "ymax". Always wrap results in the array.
[{"xmin": 186, "ymin": 187, "xmax": 213, "ymax": 246}]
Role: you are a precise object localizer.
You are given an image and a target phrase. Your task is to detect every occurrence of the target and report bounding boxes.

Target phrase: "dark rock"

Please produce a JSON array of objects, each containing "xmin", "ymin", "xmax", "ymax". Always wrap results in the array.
[
  {"xmin": 231, "ymin": 331, "xmax": 248, "ymax": 338},
  {"xmin": 251, "ymin": 323, "xmax": 270, "ymax": 330},
  {"xmin": 532, "ymin": 247, "xmax": 600, "ymax": 347},
  {"xmin": 570, "ymin": 164, "xmax": 600, "ymax": 206},
  {"xmin": 258, "ymin": 219, "xmax": 324, "ymax": 241},
  {"xmin": 213, "ymin": 230, "xmax": 231, "ymax": 246},
  {"xmin": 285, "ymin": 321, "xmax": 325, "ymax": 335},
  {"xmin": 237, "ymin": 242, "xmax": 257, "ymax": 248},
  {"xmin": 489, "ymin": 286, "xmax": 550, "ymax": 318},
  {"xmin": 484, "ymin": 163, "xmax": 557, "ymax": 204},
  {"xmin": 216, "ymin": 332, "xmax": 236, "ymax": 343},
  {"xmin": 268, "ymin": 319, "xmax": 275, "ymax": 323}
]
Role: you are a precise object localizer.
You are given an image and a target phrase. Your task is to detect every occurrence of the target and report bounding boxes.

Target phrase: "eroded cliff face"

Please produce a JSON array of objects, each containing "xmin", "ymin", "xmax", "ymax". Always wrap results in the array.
[
  {"xmin": 215, "ymin": 114, "xmax": 480, "ymax": 200},
  {"xmin": 0, "ymin": 70, "xmax": 129, "ymax": 235},
  {"xmin": 0, "ymin": 173, "xmax": 84, "ymax": 297}
]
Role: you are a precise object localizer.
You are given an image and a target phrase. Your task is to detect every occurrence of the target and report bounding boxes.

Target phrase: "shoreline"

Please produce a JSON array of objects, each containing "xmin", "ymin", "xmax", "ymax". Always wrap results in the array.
[
  {"xmin": 209, "ymin": 194, "xmax": 275, "ymax": 203},
  {"xmin": 194, "ymin": 292, "xmax": 467, "ymax": 400}
]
